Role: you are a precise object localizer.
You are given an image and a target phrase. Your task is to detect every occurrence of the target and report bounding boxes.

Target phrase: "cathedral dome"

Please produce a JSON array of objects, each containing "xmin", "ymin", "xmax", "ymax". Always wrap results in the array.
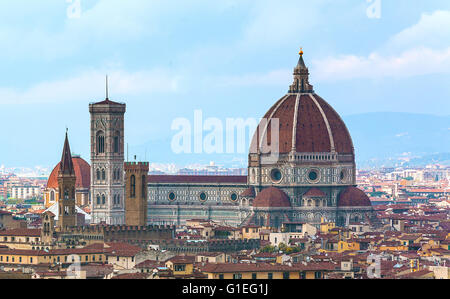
[
  {"xmin": 250, "ymin": 51, "xmax": 354, "ymax": 156},
  {"xmin": 253, "ymin": 187, "xmax": 291, "ymax": 208},
  {"xmin": 337, "ymin": 187, "xmax": 372, "ymax": 207},
  {"xmin": 47, "ymin": 156, "xmax": 91, "ymax": 190}
]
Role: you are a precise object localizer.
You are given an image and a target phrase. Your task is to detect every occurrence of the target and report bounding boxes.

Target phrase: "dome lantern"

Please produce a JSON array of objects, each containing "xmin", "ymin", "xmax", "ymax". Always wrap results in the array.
[{"xmin": 288, "ymin": 47, "xmax": 314, "ymax": 94}]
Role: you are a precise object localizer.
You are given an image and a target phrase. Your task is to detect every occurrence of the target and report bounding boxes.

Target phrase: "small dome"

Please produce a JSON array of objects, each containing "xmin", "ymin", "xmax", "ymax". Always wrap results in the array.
[
  {"xmin": 338, "ymin": 187, "xmax": 372, "ymax": 207},
  {"xmin": 253, "ymin": 187, "xmax": 291, "ymax": 208},
  {"xmin": 240, "ymin": 186, "xmax": 255, "ymax": 198},
  {"xmin": 47, "ymin": 157, "xmax": 91, "ymax": 189},
  {"xmin": 303, "ymin": 188, "xmax": 326, "ymax": 197}
]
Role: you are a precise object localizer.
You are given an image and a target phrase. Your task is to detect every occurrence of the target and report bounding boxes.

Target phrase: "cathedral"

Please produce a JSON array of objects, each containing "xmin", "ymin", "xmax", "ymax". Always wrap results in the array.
[
  {"xmin": 145, "ymin": 50, "xmax": 375, "ymax": 227},
  {"xmin": 47, "ymin": 50, "xmax": 375, "ymax": 229}
]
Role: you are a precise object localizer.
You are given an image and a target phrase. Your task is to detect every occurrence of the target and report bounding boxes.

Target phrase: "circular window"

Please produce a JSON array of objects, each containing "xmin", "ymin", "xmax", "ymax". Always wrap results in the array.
[
  {"xmin": 168, "ymin": 192, "xmax": 176, "ymax": 201},
  {"xmin": 230, "ymin": 193, "xmax": 238, "ymax": 202},
  {"xmin": 270, "ymin": 168, "xmax": 283, "ymax": 182},
  {"xmin": 199, "ymin": 192, "xmax": 208, "ymax": 202},
  {"xmin": 307, "ymin": 169, "xmax": 320, "ymax": 182}
]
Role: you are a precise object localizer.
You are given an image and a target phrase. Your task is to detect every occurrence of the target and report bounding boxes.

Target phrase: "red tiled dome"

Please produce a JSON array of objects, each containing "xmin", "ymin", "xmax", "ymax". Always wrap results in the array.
[
  {"xmin": 47, "ymin": 156, "xmax": 90, "ymax": 189},
  {"xmin": 253, "ymin": 187, "xmax": 291, "ymax": 208},
  {"xmin": 251, "ymin": 94, "xmax": 354, "ymax": 155},
  {"xmin": 303, "ymin": 188, "xmax": 326, "ymax": 197},
  {"xmin": 338, "ymin": 187, "xmax": 372, "ymax": 207},
  {"xmin": 240, "ymin": 186, "xmax": 255, "ymax": 198}
]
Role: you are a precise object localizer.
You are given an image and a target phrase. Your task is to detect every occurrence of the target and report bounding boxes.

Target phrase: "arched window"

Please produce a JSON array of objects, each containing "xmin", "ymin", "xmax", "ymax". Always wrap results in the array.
[
  {"xmin": 102, "ymin": 169, "xmax": 106, "ymax": 180},
  {"xmin": 97, "ymin": 131, "xmax": 105, "ymax": 154},
  {"xmin": 97, "ymin": 169, "xmax": 101, "ymax": 181},
  {"xmin": 101, "ymin": 194, "xmax": 106, "ymax": 205},
  {"xmin": 130, "ymin": 175, "xmax": 136, "ymax": 198},
  {"xmin": 141, "ymin": 175, "xmax": 146, "ymax": 199},
  {"xmin": 64, "ymin": 189, "xmax": 69, "ymax": 199},
  {"xmin": 50, "ymin": 191, "xmax": 55, "ymax": 202},
  {"xmin": 97, "ymin": 195, "xmax": 101, "ymax": 205},
  {"xmin": 117, "ymin": 195, "xmax": 120, "ymax": 205},
  {"xmin": 113, "ymin": 131, "xmax": 120, "ymax": 154}
]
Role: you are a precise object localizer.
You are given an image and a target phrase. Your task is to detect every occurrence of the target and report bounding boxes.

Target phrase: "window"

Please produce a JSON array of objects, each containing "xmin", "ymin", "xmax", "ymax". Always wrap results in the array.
[
  {"xmin": 199, "ymin": 192, "xmax": 207, "ymax": 202},
  {"xmin": 308, "ymin": 170, "xmax": 318, "ymax": 181},
  {"xmin": 270, "ymin": 168, "xmax": 282, "ymax": 182},
  {"xmin": 141, "ymin": 175, "xmax": 146, "ymax": 199},
  {"xmin": 233, "ymin": 273, "xmax": 242, "ymax": 279},
  {"xmin": 97, "ymin": 131, "xmax": 105, "ymax": 154},
  {"xmin": 252, "ymin": 273, "xmax": 257, "ymax": 279},
  {"xmin": 168, "ymin": 192, "xmax": 176, "ymax": 201},
  {"xmin": 50, "ymin": 190, "xmax": 55, "ymax": 202},
  {"xmin": 97, "ymin": 169, "xmax": 101, "ymax": 181},
  {"xmin": 300, "ymin": 272, "xmax": 306, "ymax": 279},
  {"xmin": 113, "ymin": 131, "xmax": 120, "ymax": 153},
  {"xmin": 130, "ymin": 175, "xmax": 136, "ymax": 198},
  {"xmin": 102, "ymin": 169, "xmax": 106, "ymax": 180},
  {"xmin": 268, "ymin": 273, "xmax": 273, "ymax": 279},
  {"xmin": 230, "ymin": 193, "xmax": 238, "ymax": 202},
  {"xmin": 219, "ymin": 274, "xmax": 224, "ymax": 280},
  {"xmin": 102, "ymin": 195, "xmax": 106, "ymax": 205},
  {"xmin": 315, "ymin": 272, "xmax": 322, "ymax": 279},
  {"xmin": 174, "ymin": 264, "xmax": 186, "ymax": 272},
  {"xmin": 97, "ymin": 195, "xmax": 101, "ymax": 205}
]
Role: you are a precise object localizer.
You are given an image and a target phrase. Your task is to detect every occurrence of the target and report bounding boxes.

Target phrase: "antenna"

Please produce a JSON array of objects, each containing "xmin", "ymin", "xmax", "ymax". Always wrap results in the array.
[{"xmin": 106, "ymin": 75, "xmax": 109, "ymax": 99}]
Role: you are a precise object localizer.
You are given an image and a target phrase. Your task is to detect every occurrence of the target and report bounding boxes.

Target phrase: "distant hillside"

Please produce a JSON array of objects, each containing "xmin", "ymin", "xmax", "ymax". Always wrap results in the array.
[
  {"xmin": 131, "ymin": 112, "xmax": 449, "ymax": 168},
  {"xmin": 344, "ymin": 112, "xmax": 450, "ymax": 167}
]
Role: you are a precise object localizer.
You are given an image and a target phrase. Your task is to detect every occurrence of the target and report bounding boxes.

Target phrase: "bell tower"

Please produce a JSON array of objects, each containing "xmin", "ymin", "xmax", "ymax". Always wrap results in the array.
[
  {"xmin": 58, "ymin": 131, "xmax": 77, "ymax": 230},
  {"xmin": 89, "ymin": 78, "xmax": 126, "ymax": 225}
]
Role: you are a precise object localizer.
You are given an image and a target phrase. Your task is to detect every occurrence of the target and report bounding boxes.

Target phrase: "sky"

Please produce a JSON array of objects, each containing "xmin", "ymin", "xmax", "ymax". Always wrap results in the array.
[{"xmin": 0, "ymin": 0, "xmax": 450, "ymax": 170}]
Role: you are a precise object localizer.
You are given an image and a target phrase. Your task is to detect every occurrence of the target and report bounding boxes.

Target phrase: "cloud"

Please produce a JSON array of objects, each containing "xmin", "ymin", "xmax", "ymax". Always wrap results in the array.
[
  {"xmin": 214, "ymin": 69, "xmax": 291, "ymax": 87},
  {"xmin": 386, "ymin": 10, "xmax": 450, "ymax": 51},
  {"xmin": 0, "ymin": 69, "xmax": 180, "ymax": 105},
  {"xmin": 309, "ymin": 10, "xmax": 450, "ymax": 82},
  {"xmin": 312, "ymin": 47, "xmax": 450, "ymax": 81}
]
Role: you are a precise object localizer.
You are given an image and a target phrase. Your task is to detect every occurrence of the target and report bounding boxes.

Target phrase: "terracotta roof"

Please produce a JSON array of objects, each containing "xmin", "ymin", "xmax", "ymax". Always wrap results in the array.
[
  {"xmin": 147, "ymin": 175, "xmax": 247, "ymax": 184},
  {"xmin": 47, "ymin": 157, "xmax": 90, "ymax": 189},
  {"xmin": 200, "ymin": 262, "xmax": 337, "ymax": 273},
  {"xmin": 253, "ymin": 187, "xmax": 291, "ymax": 208},
  {"xmin": 112, "ymin": 272, "xmax": 150, "ymax": 279},
  {"xmin": 166, "ymin": 255, "xmax": 195, "ymax": 264},
  {"xmin": 338, "ymin": 187, "xmax": 372, "ymax": 207},
  {"xmin": 91, "ymin": 98, "xmax": 125, "ymax": 106},
  {"xmin": 0, "ymin": 228, "xmax": 41, "ymax": 237},
  {"xmin": 250, "ymin": 93, "xmax": 354, "ymax": 155},
  {"xmin": 303, "ymin": 188, "xmax": 326, "ymax": 197},
  {"xmin": 240, "ymin": 186, "xmax": 255, "ymax": 197}
]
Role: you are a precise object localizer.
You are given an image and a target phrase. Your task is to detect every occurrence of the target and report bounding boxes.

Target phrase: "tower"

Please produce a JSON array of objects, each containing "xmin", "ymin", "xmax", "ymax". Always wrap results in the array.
[
  {"xmin": 89, "ymin": 79, "xmax": 126, "ymax": 225},
  {"xmin": 124, "ymin": 162, "xmax": 149, "ymax": 226},
  {"xmin": 58, "ymin": 131, "xmax": 77, "ymax": 230}
]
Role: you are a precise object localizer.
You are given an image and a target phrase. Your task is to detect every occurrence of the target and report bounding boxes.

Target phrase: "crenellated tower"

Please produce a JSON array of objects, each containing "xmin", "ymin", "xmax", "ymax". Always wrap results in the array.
[{"xmin": 124, "ymin": 162, "xmax": 149, "ymax": 226}]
